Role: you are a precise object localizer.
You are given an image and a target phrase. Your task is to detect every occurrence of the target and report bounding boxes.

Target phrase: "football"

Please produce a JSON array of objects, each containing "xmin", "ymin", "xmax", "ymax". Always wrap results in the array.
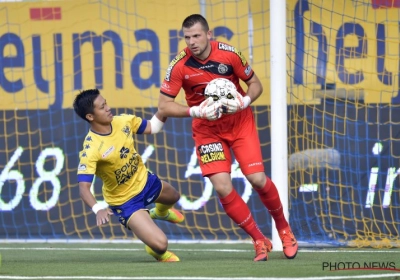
[{"xmin": 204, "ymin": 78, "xmax": 236, "ymax": 102}]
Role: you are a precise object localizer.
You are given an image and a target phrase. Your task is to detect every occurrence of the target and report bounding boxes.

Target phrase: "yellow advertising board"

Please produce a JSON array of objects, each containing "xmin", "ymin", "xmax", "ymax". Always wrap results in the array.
[
  {"xmin": 289, "ymin": 0, "xmax": 400, "ymax": 104},
  {"xmin": 0, "ymin": 0, "xmax": 399, "ymax": 110},
  {"xmin": 0, "ymin": 0, "xmax": 254, "ymax": 109}
]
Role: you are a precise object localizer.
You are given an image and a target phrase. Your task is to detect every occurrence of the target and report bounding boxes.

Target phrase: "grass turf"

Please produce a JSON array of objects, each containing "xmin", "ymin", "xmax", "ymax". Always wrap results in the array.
[{"xmin": 0, "ymin": 243, "xmax": 399, "ymax": 279}]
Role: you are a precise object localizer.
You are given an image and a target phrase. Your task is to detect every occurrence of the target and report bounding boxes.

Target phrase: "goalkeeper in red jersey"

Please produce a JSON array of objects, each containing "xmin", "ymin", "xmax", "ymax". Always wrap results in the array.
[
  {"xmin": 74, "ymin": 89, "xmax": 184, "ymax": 262},
  {"xmin": 158, "ymin": 14, "xmax": 298, "ymax": 261}
]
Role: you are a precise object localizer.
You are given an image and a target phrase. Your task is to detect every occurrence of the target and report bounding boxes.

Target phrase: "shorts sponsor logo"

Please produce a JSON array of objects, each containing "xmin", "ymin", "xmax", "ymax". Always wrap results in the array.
[{"xmin": 198, "ymin": 142, "xmax": 226, "ymax": 164}]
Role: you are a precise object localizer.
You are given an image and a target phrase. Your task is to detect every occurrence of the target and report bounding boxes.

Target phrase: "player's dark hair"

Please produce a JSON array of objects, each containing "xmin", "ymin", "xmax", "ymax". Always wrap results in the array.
[
  {"xmin": 182, "ymin": 14, "xmax": 209, "ymax": 32},
  {"xmin": 73, "ymin": 89, "xmax": 100, "ymax": 123}
]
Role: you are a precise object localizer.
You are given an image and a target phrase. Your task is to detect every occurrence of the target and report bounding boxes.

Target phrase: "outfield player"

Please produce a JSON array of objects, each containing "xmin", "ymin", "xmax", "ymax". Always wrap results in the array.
[
  {"xmin": 158, "ymin": 14, "xmax": 298, "ymax": 261},
  {"xmin": 74, "ymin": 89, "xmax": 184, "ymax": 262}
]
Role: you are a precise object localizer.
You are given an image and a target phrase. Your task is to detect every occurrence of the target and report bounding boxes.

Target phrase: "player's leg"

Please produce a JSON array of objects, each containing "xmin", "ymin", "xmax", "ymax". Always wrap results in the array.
[
  {"xmin": 143, "ymin": 172, "xmax": 184, "ymax": 224},
  {"xmin": 127, "ymin": 210, "xmax": 179, "ymax": 262},
  {"xmin": 192, "ymin": 121, "xmax": 270, "ymax": 261},
  {"xmin": 208, "ymin": 172, "xmax": 272, "ymax": 261},
  {"xmin": 109, "ymin": 186, "xmax": 179, "ymax": 262},
  {"xmin": 150, "ymin": 180, "xmax": 184, "ymax": 223},
  {"xmin": 232, "ymin": 109, "xmax": 298, "ymax": 259},
  {"xmin": 247, "ymin": 173, "xmax": 298, "ymax": 259}
]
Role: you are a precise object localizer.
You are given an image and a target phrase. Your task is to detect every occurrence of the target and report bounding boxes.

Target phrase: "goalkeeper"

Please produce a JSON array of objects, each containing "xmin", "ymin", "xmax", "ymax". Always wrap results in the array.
[
  {"xmin": 158, "ymin": 14, "xmax": 298, "ymax": 261},
  {"xmin": 73, "ymin": 89, "xmax": 184, "ymax": 262}
]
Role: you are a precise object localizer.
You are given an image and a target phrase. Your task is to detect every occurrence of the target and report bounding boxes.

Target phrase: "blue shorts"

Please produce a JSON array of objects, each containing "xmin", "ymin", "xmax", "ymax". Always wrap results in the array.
[{"xmin": 109, "ymin": 172, "xmax": 162, "ymax": 229}]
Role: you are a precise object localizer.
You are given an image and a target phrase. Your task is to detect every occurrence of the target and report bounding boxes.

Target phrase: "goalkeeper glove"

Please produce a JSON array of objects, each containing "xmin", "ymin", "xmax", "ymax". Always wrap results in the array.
[
  {"xmin": 220, "ymin": 91, "xmax": 251, "ymax": 114},
  {"xmin": 189, "ymin": 97, "xmax": 223, "ymax": 121}
]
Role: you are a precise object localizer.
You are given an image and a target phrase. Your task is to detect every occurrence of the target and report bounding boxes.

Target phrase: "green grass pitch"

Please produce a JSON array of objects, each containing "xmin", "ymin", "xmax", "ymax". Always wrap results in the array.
[{"xmin": 0, "ymin": 242, "xmax": 399, "ymax": 279}]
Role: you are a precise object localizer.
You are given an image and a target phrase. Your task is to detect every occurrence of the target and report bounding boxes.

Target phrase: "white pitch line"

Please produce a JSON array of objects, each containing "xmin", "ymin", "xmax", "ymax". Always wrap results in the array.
[
  {"xmin": 0, "ymin": 247, "xmax": 398, "ymax": 253},
  {"xmin": 0, "ymin": 274, "xmax": 400, "ymax": 280}
]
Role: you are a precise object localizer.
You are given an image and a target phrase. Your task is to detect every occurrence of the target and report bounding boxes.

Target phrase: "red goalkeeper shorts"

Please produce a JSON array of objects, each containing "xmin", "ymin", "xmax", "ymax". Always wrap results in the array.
[{"xmin": 192, "ymin": 107, "xmax": 264, "ymax": 177}]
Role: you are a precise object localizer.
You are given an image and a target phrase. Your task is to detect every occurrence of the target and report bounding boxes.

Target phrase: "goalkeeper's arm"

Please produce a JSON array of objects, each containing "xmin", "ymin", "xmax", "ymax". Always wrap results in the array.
[
  {"xmin": 243, "ymin": 73, "xmax": 263, "ymax": 104},
  {"xmin": 221, "ymin": 74, "xmax": 262, "ymax": 114},
  {"xmin": 158, "ymin": 93, "xmax": 222, "ymax": 121}
]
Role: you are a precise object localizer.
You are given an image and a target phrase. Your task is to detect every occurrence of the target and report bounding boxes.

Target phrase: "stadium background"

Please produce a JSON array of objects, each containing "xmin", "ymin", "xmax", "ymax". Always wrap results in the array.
[{"xmin": 0, "ymin": 0, "xmax": 399, "ymax": 247}]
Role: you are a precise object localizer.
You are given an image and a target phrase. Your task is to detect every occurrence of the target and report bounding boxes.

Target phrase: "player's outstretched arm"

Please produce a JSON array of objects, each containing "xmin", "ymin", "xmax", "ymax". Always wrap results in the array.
[
  {"xmin": 79, "ymin": 181, "xmax": 113, "ymax": 226},
  {"xmin": 143, "ymin": 111, "xmax": 167, "ymax": 134}
]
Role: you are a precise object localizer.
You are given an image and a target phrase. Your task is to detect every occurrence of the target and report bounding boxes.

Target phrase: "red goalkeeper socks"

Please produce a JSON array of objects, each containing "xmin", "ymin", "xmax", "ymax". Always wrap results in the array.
[
  {"xmin": 255, "ymin": 177, "xmax": 289, "ymax": 231},
  {"xmin": 219, "ymin": 189, "xmax": 265, "ymax": 241}
]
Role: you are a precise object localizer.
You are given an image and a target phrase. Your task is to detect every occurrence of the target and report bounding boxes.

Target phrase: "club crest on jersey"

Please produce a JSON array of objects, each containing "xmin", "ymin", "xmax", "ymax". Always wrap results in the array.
[
  {"xmin": 218, "ymin": 43, "xmax": 247, "ymax": 66},
  {"xmin": 218, "ymin": 64, "xmax": 228, "ymax": 74},
  {"xmin": 198, "ymin": 142, "xmax": 226, "ymax": 164},
  {"xmin": 122, "ymin": 126, "xmax": 131, "ymax": 136}
]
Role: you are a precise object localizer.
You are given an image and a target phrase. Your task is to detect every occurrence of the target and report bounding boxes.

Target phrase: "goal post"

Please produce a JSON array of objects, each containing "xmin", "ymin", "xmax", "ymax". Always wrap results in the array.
[{"xmin": 270, "ymin": 0, "xmax": 288, "ymax": 252}]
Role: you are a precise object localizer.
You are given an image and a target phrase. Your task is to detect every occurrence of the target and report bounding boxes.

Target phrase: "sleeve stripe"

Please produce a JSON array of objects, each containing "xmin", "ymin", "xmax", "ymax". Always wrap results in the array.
[
  {"xmin": 160, "ymin": 90, "xmax": 176, "ymax": 98},
  {"xmin": 77, "ymin": 174, "xmax": 94, "ymax": 183},
  {"xmin": 137, "ymin": 119, "xmax": 147, "ymax": 134},
  {"xmin": 243, "ymin": 72, "xmax": 254, "ymax": 83}
]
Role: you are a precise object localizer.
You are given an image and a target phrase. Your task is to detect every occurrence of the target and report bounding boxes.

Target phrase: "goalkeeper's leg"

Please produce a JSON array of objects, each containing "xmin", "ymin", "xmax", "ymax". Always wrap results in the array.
[
  {"xmin": 149, "ymin": 181, "xmax": 184, "ymax": 224},
  {"xmin": 250, "ymin": 174, "xmax": 298, "ymax": 259},
  {"xmin": 128, "ymin": 210, "xmax": 180, "ymax": 262},
  {"xmin": 232, "ymin": 116, "xmax": 298, "ymax": 259}
]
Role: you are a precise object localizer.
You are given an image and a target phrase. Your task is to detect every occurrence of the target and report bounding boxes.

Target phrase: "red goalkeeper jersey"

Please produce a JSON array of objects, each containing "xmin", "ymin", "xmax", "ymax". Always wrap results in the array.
[
  {"xmin": 160, "ymin": 40, "xmax": 264, "ymax": 176},
  {"xmin": 160, "ymin": 40, "xmax": 254, "ymax": 107}
]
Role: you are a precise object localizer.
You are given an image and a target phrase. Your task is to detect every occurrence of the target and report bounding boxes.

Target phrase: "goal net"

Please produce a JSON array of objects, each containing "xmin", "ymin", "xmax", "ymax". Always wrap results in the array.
[{"xmin": 287, "ymin": 0, "xmax": 400, "ymax": 247}]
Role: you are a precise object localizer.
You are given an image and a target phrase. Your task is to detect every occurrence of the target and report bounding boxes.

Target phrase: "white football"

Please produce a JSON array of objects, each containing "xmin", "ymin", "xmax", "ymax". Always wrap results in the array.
[{"xmin": 204, "ymin": 78, "xmax": 236, "ymax": 101}]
